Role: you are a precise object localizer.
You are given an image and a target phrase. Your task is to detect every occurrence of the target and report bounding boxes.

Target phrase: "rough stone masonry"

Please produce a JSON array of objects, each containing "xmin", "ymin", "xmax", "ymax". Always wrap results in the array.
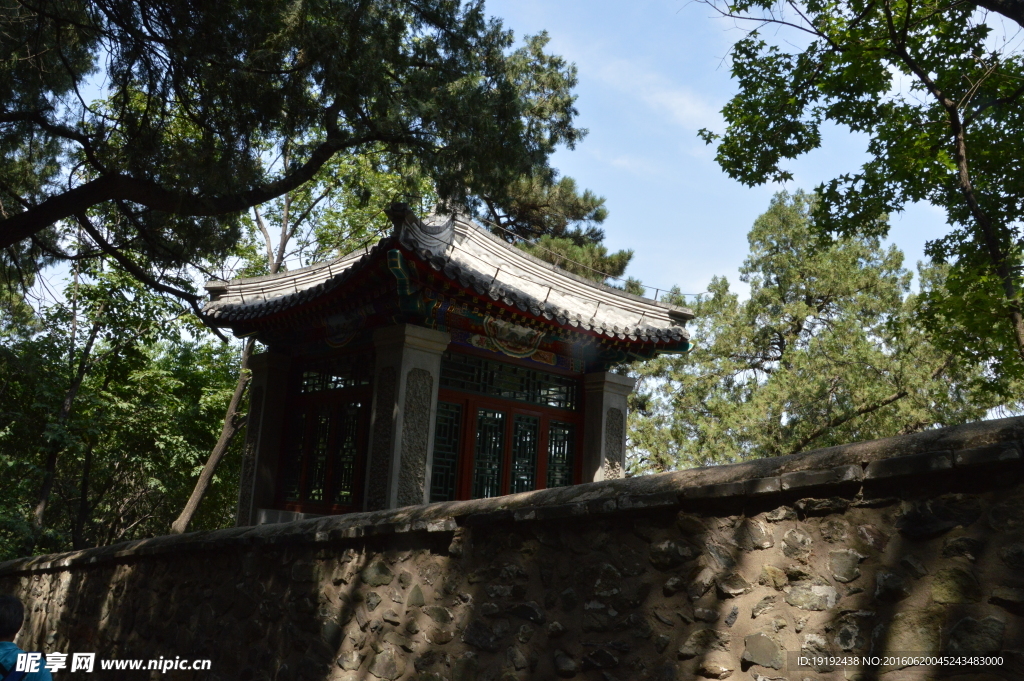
[{"xmin": 4, "ymin": 417, "xmax": 1024, "ymax": 681}]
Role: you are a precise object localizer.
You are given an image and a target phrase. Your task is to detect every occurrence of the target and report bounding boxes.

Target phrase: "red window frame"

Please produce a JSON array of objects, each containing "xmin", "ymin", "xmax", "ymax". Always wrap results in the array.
[
  {"xmin": 436, "ymin": 348, "xmax": 584, "ymax": 500},
  {"xmin": 277, "ymin": 370, "xmax": 372, "ymax": 515}
]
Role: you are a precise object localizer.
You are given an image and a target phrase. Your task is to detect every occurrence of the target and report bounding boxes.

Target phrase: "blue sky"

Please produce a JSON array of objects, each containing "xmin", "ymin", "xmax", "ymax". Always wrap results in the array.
[{"xmin": 484, "ymin": 0, "xmax": 945, "ymax": 300}]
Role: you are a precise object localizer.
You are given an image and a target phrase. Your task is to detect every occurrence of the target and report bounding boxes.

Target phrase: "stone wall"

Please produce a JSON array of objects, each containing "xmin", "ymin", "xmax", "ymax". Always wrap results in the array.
[{"xmin": 5, "ymin": 417, "xmax": 1024, "ymax": 681}]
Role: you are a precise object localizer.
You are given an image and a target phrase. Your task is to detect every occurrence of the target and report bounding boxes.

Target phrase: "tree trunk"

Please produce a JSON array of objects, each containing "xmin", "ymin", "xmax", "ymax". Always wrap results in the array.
[
  {"xmin": 72, "ymin": 444, "xmax": 92, "ymax": 550},
  {"xmin": 169, "ymin": 338, "xmax": 254, "ymax": 534}
]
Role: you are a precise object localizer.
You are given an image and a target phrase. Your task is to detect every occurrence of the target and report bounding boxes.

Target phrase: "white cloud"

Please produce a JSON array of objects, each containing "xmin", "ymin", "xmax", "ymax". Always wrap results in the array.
[
  {"xmin": 608, "ymin": 153, "xmax": 664, "ymax": 176},
  {"xmin": 593, "ymin": 57, "xmax": 723, "ymax": 132}
]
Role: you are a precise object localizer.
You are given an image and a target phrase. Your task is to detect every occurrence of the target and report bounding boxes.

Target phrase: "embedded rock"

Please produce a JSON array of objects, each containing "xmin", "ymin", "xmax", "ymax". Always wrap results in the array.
[
  {"xmin": 759, "ymin": 565, "xmax": 788, "ymax": 591},
  {"xmin": 942, "ymin": 536, "xmax": 985, "ymax": 562},
  {"xmin": 900, "ymin": 555, "xmax": 928, "ymax": 579},
  {"xmin": 697, "ymin": 657, "xmax": 734, "ymax": 679},
  {"xmin": 829, "ymin": 549, "xmax": 865, "ymax": 583},
  {"xmin": 361, "ymin": 561, "xmax": 395, "ymax": 587},
  {"xmin": 336, "ymin": 651, "xmax": 364, "ymax": 671},
  {"xmin": 857, "ymin": 524, "xmax": 889, "ymax": 551},
  {"xmin": 999, "ymin": 542, "xmax": 1024, "ymax": 570},
  {"xmin": 785, "ymin": 579, "xmax": 839, "ymax": 611},
  {"xmin": 742, "ymin": 632, "xmax": 784, "ymax": 670},
  {"xmin": 367, "ymin": 647, "xmax": 405, "ymax": 680},
  {"xmin": 765, "ymin": 506, "xmax": 795, "ymax": 522},
  {"xmin": 990, "ymin": 586, "xmax": 1024, "ymax": 615},
  {"xmin": 507, "ymin": 601, "xmax": 545, "ymax": 624},
  {"xmin": 650, "ymin": 540, "xmax": 695, "ymax": 570},
  {"xmin": 663, "ymin": 576, "xmax": 684, "ymax": 596},
  {"xmin": 752, "ymin": 596, "xmax": 776, "ymax": 619},
  {"xmin": 688, "ymin": 567, "xmax": 717, "ymax": 601},
  {"xmin": 821, "ymin": 518, "xmax": 849, "ymax": 543},
  {"xmin": 895, "ymin": 497, "xmax": 982, "ymax": 540},
  {"xmin": 947, "ymin": 616, "xmax": 1005, "ymax": 655},
  {"xmin": 507, "ymin": 646, "xmax": 529, "ymax": 671},
  {"xmin": 782, "ymin": 529, "xmax": 812, "ymax": 559},
  {"xmin": 835, "ymin": 622, "xmax": 862, "ymax": 651},
  {"xmin": 796, "ymin": 497, "xmax": 850, "ymax": 516},
  {"xmin": 462, "ymin": 620, "xmax": 500, "ymax": 652},
  {"xmin": 553, "ymin": 650, "xmax": 578, "ymax": 678},
  {"xmin": 988, "ymin": 496, "xmax": 1024, "ymax": 532},
  {"xmin": 581, "ymin": 649, "xmax": 619, "ymax": 670},
  {"xmin": 874, "ymin": 570, "xmax": 910, "ymax": 602},
  {"xmin": 716, "ymin": 572, "xmax": 752, "ymax": 599},
  {"xmin": 678, "ymin": 628, "xmax": 731, "ymax": 659},
  {"xmin": 736, "ymin": 519, "xmax": 774, "ymax": 551},
  {"xmin": 694, "ymin": 608, "xmax": 719, "ymax": 623},
  {"xmin": 801, "ymin": 633, "xmax": 833, "ymax": 673},
  {"xmin": 423, "ymin": 606, "xmax": 453, "ymax": 625},
  {"xmin": 406, "ymin": 584, "xmax": 425, "ymax": 607},
  {"xmin": 931, "ymin": 567, "xmax": 982, "ymax": 604}
]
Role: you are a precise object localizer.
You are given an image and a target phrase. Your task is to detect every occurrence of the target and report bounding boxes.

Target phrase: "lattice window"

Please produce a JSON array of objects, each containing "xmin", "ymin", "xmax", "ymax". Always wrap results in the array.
[
  {"xmin": 472, "ymin": 409, "xmax": 506, "ymax": 499},
  {"xmin": 510, "ymin": 415, "xmax": 539, "ymax": 494},
  {"xmin": 281, "ymin": 411, "xmax": 306, "ymax": 502},
  {"xmin": 332, "ymin": 402, "xmax": 362, "ymax": 505},
  {"xmin": 280, "ymin": 354, "xmax": 371, "ymax": 514},
  {"xmin": 300, "ymin": 371, "xmax": 371, "ymax": 394},
  {"xmin": 304, "ymin": 408, "xmax": 331, "ymax": 502},
  {"xmin": 547, "ymin": 421, "xmax": 576, "ymax": 489},
  {"xmin": 440, "ymin": 352, "xmax": 578, "ymax": 410},
  {"xmin": 430, "ymin": 401, "xmax": 462, "ymax": 502}
]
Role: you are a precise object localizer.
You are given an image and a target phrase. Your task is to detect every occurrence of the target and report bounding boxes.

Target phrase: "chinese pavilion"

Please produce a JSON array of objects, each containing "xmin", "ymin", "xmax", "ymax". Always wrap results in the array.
[{"xmin": 203, "ymin": 204, "xmax": 693, "ymax": 525}]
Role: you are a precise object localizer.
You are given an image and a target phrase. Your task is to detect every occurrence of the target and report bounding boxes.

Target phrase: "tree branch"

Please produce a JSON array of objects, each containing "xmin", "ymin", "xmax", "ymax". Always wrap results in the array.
[
  {"xmin": 74, "ymin": 212, "xmax": 230, "ymax": 343},
  {"xmin": 0, "ymin": 129, "xmax": 399, "ymax": 249}
]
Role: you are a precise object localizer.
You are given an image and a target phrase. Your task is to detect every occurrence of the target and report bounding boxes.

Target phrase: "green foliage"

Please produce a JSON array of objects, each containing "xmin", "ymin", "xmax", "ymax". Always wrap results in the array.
[
  {"xmin": 0, "ymin": 258, "xmax": 241, "ymax": 557},
  {"xmin": 629, "ymin": 191, "xmax": 1016, "ymax": 472},
  {"xmin": 700, "ymin": 0, "xmax": 1024, "ymax": 375},
  {"xmin": 0, "ymin": 1, "xmax": 586, "ymax": 274},
  {"xmin": 482, "ymin": 174, "xmax": 609, "ymax": 243},
  {"xmin": 518, "ymin": 235, "xmax": 633, "ymax": 284}
]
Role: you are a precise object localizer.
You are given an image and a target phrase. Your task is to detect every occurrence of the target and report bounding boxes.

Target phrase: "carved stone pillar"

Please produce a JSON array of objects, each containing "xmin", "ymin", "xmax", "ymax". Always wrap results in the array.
[
  {"xmin": 364, "ymin": 324, "xmax": 451, "ymax": 511},
  {"xmin": 235, "ymin": 351, "xmax": 291, "ymax": 526},
  {"xmin": 582, "ymin": 371, "xmax": 637, "ymax": 483}
]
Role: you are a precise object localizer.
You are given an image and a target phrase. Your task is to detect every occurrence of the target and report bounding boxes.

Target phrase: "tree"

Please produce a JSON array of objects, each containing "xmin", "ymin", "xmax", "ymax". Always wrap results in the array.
[
  {"xmin": 698, "ymin": 0, "xmax": 1024, "ymax": 377},
  {"xmin": 628, "ymin": 191, "xmax": 1016, "ymax": 472},
  {"xmin": 1, "ymin": 2, "xmax": 583, "ymax": 273},
  {"xmin": 518, "ymin": 235, "xmax": 633, "ymax": 284},
  {"xmin": 0, "ymin": 253, "xmax": 240, "ymax": 556},
  {"xmin": 480, "ymin": 174, "xmax": 609, "ymax": 243}
]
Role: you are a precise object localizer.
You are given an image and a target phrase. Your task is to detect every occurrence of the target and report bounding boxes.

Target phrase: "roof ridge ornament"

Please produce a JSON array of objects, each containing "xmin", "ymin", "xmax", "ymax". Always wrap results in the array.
[{"xmin": 385, "ymin": 202, "xmax": 454, "ymax": 257}]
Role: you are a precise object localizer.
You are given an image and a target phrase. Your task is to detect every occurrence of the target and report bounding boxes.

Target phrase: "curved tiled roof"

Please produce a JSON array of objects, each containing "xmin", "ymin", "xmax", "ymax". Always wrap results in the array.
[{"xmin": 203, "ymin": 207, "xmax": 693, "ymax": 345}]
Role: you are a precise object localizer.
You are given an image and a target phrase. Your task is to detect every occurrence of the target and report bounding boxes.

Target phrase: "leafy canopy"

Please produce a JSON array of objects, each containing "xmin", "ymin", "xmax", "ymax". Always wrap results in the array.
[
  {"xmin": 0, "ymin": 1, "xmax": 584, "ymax": 269},
  {"xmin": 629, "ymin": 191, "xmax": 1015, "ymax": 472},
  {"xmin": 699, "ymin": 0, "xmax": 1024, "ymax": 375},
  {"xmin": 0, "ymin": 258, "xmax": 240, "ymax": 556}
]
